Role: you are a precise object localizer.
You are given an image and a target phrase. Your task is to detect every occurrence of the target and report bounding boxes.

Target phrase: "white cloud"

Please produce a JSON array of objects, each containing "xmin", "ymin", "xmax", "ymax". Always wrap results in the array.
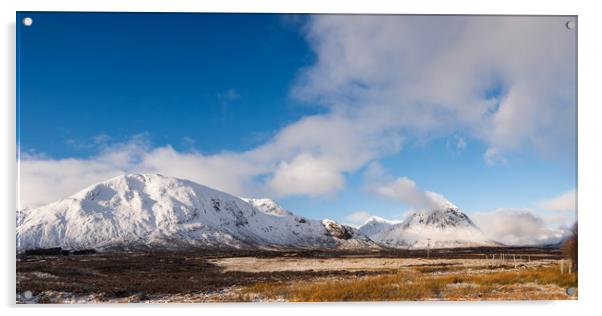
[
  {"xmin": 295, "ymin": 15, "xmax": 576, "ymax": 163},
  {"xmin": 19, "ymin": 135, "xmax": 263, "ymax": 208},
  {"xmin": 268, "ymin": 154, "xmax": 344, "ymax": 196},
  {"xmin": 537, "ymin": 189, "xmax": 577, "ymax": 212},
  {"xmin": 472, "ymin": 208, "xmax": 571, "ymax": 246},
  {"xmin": 344, "ymin": 211, "xmax": 373, "ymax": 225},
  {"xmin": 363, "ymin": 163, "xmax": 455, "ymax": 210},
  {"xmin": 540, "ymin": 213, "xmax": 575, "ymax": 226},
  {"xmin": 371, "ymin": 176, "xmax": 455, "ymax": 210},
  {"xmin": 250, "ymin": 113, "xmax": 403, "ymax": 197},
  {"xmin": 19, "ymin": 135, "xmax": 149, "ymax": 208}
]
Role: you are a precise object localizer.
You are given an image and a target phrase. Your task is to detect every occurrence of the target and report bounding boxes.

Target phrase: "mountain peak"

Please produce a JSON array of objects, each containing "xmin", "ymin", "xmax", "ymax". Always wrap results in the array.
[
  {"xmin": 369, "ymin": 207, "xmax": 499, "ymax": 249},
  {"xmin": 401, "ymin": 207, "xmax": 476, "ymax": 230}
]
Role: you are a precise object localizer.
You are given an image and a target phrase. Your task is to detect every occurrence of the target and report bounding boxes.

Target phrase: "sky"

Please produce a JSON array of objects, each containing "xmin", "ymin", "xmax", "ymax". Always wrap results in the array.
[{"xmin": 17, "ymin": 13, "xmax": 577, "ymax": 245}]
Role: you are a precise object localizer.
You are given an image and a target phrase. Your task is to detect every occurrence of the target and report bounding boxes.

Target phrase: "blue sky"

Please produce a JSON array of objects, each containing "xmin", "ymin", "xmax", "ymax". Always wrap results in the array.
[
  {"xmin": 17, "ymin": 13, "xmax": 576, "ymax": 235},
  {"xmin": 18, "ymin": 13, "xmax": 316, "ymax": 157}
]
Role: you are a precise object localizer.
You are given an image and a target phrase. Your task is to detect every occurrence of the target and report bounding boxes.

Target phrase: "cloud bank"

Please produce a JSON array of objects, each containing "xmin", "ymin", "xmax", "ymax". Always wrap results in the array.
[
  {"xmin": 472, "ymin": 209, "xmax": 571, "ymax": 246},
  {"xmin": 295, "ymin": 15, "xmax": 576, "ymax": 162},
  {"xmin": 19, "ymin": 117, "xmax": 400, "ymax": 208}
]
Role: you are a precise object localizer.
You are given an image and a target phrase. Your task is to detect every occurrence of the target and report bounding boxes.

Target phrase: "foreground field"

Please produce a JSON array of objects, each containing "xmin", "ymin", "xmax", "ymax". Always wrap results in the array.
[
  {"xmin": 16, "ymin": 249, "xmax": 577, "ymax": 303},
  {"xmin": 238, "ymin": 264, "xmax": 576, "ymax": 301}
]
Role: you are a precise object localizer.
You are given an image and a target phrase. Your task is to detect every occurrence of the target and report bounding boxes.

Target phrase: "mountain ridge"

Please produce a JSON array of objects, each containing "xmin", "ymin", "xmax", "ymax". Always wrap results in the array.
[{"xmin": 16, "ymin": 174, "xmax": 378, "ymax": 252}]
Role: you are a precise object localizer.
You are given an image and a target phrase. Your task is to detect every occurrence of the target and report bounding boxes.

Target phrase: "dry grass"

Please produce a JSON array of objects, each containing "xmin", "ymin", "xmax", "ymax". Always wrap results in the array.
[
  {"xmin": 469, "ymin": 265, "xmax": 577, "ymax": 288},
  {"xmin": 240, "ymin": 264, "xmax": 577, "ymax": 302},
  {"xmin": 17, "ymin": 251, "xmax": 576, "ymax": 303}
]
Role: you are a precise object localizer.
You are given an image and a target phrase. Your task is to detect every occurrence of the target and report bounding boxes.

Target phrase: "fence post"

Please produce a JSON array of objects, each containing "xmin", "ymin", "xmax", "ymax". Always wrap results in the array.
[{"xmin": 560, "ymin": 259, "xmax": 565, "ymax": 274}]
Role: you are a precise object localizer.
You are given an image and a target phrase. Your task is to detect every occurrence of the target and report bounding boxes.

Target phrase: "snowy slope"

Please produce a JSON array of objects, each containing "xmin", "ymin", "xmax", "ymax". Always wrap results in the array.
[
  {"xmin": 16, "ymin": 174, "xmax": 378, "ymax": 252},
  {"xmin": 358, "ymin": 216, "xmax": 402, "ymax": 238},
  {"xmin": 371, "ymin": 208, "xmax": 501, "ymax": 249},
  {"xmin": 240, "ymin": 198, "xmax": 292, "ymax": 217}
]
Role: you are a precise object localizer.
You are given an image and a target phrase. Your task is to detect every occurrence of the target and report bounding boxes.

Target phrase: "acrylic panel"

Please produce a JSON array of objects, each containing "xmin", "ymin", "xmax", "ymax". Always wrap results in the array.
[{"xmin": 16, "ymin": 12, "xmax": 577, "ymax": 303}]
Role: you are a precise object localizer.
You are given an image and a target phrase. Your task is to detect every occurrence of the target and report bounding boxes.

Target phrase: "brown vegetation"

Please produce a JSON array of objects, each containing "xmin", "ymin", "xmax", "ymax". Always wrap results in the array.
[
  {"xmin": 562, "ymin": 223, "xmax": 578, "ymax": 272},
  {"xmin": 239, "ymin": 264, "xmax": 577, "ymax": 301}
]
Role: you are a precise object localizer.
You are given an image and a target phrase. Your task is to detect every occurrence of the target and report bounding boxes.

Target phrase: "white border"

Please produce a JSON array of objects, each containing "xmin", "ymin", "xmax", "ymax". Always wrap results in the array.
[{"xmin": 2, "ymin": 1, "xmax": 601, "ymax": 316}]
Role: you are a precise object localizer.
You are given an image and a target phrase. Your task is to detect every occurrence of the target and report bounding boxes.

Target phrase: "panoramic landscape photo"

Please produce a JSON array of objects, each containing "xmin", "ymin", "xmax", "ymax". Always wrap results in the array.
[{"xmin": 16, "ymin": 13, "xmax": 577, "ymax": 303}]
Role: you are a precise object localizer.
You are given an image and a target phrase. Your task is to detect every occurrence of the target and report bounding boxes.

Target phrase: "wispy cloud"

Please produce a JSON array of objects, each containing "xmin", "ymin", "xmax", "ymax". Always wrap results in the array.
[
  {"xmin": 537, "ymin": 189, "xmax": 577, "ymax": 212},
  {"xmin": 446, "ymin": 135, "xmax": 467, "ymax": 153},
  {"xmin": 64, "ymin": 133, "xmax": 112, "ymax": 150},
  {"xmin": 363, "ymin": 162, "xmax": 454, "ymax": 210},
  {"xmin": 371, "ymin": 177, "xmax": 455, "ymax": 210}
]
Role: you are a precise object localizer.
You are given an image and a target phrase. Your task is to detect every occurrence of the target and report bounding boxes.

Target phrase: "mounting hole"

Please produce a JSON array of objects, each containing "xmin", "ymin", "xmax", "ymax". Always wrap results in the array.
[
  {"xmin": 566, "ymin": 287, "xmax": 576, "ymax": 296},
  {"xmin": 22, "ymin": 17, "xmax": 33, "ymax": 27},
  {"xmin": 566, "ymin": 20, "xmax": 575, "ymax": 30}
]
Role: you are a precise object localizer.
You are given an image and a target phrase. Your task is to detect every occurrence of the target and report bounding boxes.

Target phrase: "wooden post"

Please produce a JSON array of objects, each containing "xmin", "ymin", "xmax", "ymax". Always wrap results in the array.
[
  {"xmin": 560, "ymin": 259, "xmax": 565, "ymax": 274},
  {"xmin": 513, "ymin": 254, "xmax": 516, "ymax": 268}
]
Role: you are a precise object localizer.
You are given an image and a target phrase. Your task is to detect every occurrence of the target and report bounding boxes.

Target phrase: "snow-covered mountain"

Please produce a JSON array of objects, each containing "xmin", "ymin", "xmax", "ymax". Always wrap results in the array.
[
  {"xmin": 358, "ymin": 216, "xmax": 402, "ymax": 238},
  {"xmin": 16, "ymin": 174, "xmax": 378, "ymax": 252},
  {"xmin": 370, "ymin": 208, "xmax": 501, "ymax": 249}
]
